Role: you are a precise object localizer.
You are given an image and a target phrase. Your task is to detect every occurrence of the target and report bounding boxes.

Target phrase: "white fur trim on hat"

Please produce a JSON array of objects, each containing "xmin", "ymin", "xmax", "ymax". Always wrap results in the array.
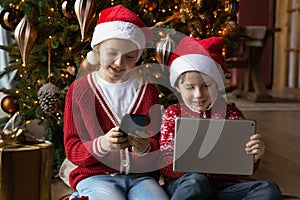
[
  {"xmin": 91, "ymin": 20, "xmax": 145, "ymax": 54},
  {"xmin": 169, "ymin": 54, "xmax": 225, "ymax": 91}
]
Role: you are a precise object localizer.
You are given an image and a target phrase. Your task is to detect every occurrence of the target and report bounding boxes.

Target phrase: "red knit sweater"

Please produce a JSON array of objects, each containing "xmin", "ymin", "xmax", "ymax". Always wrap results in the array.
[
  {"xmin": 64, "ymin": 74, "xmax": 162, "ymax": 189},
  {"xmin": 159, "ymin": 99, "xmax": 260, "ymax": 183}
]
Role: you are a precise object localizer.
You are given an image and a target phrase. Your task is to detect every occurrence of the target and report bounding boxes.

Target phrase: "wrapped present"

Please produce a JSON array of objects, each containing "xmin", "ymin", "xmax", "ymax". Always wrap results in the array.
[{"xmin": 0, "ymin": 113, "xmax": 53, "ymax": 200}]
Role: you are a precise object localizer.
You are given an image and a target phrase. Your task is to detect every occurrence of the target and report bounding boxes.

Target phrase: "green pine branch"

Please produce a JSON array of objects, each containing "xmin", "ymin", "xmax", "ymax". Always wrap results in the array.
[{"xmin": 0, "ymin": 0, "xmax": 238, "ymax": 172}]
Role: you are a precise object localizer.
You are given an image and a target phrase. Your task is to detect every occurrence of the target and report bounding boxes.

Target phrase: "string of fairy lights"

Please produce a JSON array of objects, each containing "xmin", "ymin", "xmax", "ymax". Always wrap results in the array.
[{"xmin": 0, "ymin": 0, "xmax": 240, "ymax": 123}]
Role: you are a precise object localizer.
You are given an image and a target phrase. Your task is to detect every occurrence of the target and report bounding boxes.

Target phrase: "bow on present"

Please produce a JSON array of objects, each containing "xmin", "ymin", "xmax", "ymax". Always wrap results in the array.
[{"xmin": 0, "ymin": 113, "xmax": 44, "ymax": 146}]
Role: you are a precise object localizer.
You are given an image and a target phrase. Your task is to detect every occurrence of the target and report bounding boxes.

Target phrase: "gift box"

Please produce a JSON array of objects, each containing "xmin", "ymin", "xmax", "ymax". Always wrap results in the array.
[{"xmin": 0, "ymin": 141, "xmax": 53, "ymax": 200}]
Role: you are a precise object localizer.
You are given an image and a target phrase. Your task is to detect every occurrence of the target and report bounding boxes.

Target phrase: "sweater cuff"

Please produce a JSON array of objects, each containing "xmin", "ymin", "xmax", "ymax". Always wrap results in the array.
[{"xmin": 93, "ymin": 136, "xmax": 108, "ymax": 157}]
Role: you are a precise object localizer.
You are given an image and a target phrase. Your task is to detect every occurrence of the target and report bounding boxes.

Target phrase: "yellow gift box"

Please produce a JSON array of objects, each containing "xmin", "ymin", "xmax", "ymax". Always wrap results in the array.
[{"xmin": 0, "ymin": 141, "xmax": 53, "ymax": 200}]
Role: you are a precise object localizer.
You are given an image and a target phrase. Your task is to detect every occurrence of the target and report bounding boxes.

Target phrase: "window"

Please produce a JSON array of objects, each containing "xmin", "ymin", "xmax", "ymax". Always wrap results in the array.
[{"xmin": 287, "ymin": 0, "xmax": 300, "ymax": 88}]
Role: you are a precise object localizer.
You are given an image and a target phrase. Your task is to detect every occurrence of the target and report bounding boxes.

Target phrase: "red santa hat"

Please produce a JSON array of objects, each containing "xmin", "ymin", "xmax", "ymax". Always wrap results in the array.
[
  {"xmin": 168, "ymin": 36, "xmax": 226, "ymax": 91},
  {"xmin": 87, "ymin": 4, "xmax": 152, "ymax": 64}
]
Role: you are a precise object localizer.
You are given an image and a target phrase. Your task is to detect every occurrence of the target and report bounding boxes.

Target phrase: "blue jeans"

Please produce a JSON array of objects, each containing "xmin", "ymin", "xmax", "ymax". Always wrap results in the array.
[
  {"xmin": 165, "ymin": 173, "xmax": 282, "ymax": 200},
  {"xmin": 165, "ymin": 173, "xmax": 213, "ymax": 200},
  {"xmin": 210, "ymin": 179, "xmax": 283, "ymax": 200},
  {"xmin": 70, "ymin": 174, "xmax": 169, "ymax": 200}
]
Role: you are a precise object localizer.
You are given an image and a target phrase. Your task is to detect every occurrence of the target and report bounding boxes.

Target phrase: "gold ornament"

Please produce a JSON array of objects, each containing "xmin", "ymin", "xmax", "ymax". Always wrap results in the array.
[
  {"xmin": 61, "ymin": 0, "xmax": 76, "ymax": 19},
  {"xmin": 224, "ymin": 0, "xmax": 239, "ymax": 19},
  {"xmin": 14, "ymin": 16, "xmax": 37, "ymax": 66},
  {"xmin": 230, "ymin": 0, "xmax": 239, "ymax": 19},
  {"xmin": 1, "ymin": 95, "xmax": 19, "ymax": 114},
  {"xmin": 0, "ymin": 8, "xmax": 24, "ymax": 32},
  {"xmin": 74, "ymin": 0, "xmax": 96, "ymax": 40}
]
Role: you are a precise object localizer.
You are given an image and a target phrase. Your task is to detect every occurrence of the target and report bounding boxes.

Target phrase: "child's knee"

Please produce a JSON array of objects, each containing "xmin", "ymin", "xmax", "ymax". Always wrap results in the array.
[
  {"xmin": 182, "ymin": 173, "xmax": 210, "ymax": 188},
  {"xmin": 262, "ymin": 180, "xmax": 282, "ymax": 199}
]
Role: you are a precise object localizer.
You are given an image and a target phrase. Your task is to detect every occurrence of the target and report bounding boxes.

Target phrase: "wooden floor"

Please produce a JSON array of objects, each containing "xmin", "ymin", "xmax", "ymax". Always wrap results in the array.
[
  {"xmin": 243, "ymin": 111, "xmax": 300, "ymax": 197},
  {"xmin": 52, "ymin": 110, "xmax": 300, "ymax": 199}
]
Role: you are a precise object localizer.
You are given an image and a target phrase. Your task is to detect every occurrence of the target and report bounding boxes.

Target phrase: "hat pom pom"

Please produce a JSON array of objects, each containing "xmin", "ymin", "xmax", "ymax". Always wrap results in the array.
[{"xmin": 86, "ymin": 51, "xmax": 99, "ymax": 65}]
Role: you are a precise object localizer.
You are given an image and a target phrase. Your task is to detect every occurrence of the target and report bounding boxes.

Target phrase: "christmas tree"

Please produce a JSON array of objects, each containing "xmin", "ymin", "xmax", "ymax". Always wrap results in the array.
[{"xmin": 0, "ymin": 0, "xmax": 240, "ymax": 172}]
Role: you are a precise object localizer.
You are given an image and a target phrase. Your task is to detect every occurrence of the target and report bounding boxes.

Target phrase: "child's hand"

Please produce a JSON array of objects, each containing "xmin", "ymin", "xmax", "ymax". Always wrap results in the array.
[
  {"xmin": 245, "ymin": 133, "xmax": 265, "ymax": 162},
  {"xmin": 128, "ymin": 130, "xmax": 150, "ymax": 154},
  {"xmin": 100, "ymin": 127, "xmax": 129, "ymax": 152}
]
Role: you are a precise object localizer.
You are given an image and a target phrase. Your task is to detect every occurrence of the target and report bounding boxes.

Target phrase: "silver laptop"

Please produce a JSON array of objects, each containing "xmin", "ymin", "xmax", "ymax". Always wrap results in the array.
[{"xmin": 173, "ymin": 117, "xmax": 255, "ymax": 175}]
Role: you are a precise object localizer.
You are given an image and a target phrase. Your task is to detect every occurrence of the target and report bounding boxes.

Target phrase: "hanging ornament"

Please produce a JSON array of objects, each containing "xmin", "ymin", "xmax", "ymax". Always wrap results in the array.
[
  {"xmin": 1, "ymin": 95, "xmax": 19, "ymax": 114},
  {"xmin": 14, "ymin": 16, "xmax": 37, "ymax": 66},
  {"xmin": 0, "ymin": 8, "xmax": 24, "ymax": 32},
  {"xmin": 59, "ymin": 0, "xmax": 77, "ymax": 19},
  {"xmin": 155, "ymin": 34, "xmax": 176, "ymax": 67},
  {"xmin": 229, "ymin": 0, "xmax": 239, "ymax": 19},
  {"xmin": 74, "ymin": 0, "xmax": 96, "ymax": 40},
  {"xmin": 223, "ymin": 20, "xmax": 239, "ymax": 38},
  {"xmin": 224, "ymin": 0, "xmax": 239, "ymax": 19},
  {"xmin": 37, "ymin": 44, "xmax": 61, "ymax": 115},
  {"xmin": 38, "ymin": 83, "xmax": 61, "ymax": 115}
]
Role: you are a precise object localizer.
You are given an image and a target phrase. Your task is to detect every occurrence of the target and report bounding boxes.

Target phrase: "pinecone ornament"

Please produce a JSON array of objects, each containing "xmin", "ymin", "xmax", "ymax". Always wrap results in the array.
[{"xmin": 38, "ymin": 83, "xmax": 60, "ymax": 115}]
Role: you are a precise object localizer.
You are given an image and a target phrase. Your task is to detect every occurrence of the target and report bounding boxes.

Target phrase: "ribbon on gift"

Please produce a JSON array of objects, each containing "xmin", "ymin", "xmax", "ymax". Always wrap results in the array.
[
  {"xmin": 0, "ymin": 113, "xmax": 52, "ymax": 199},
  {"xmin": 0, "ymin": 112, "xmax": 45, "ymax": 145}
]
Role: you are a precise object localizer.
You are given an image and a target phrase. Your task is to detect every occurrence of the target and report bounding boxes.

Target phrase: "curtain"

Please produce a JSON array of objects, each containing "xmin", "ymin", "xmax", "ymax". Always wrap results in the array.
[{"xmin": 0, "ymin": 6, "xmax": 17, "ymax": 89}]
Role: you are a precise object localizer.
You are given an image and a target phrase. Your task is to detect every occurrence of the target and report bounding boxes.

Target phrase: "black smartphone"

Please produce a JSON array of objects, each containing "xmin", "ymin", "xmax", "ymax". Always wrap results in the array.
[{"xmin": 119, "ymin": 114, "xmax": 147, "ymax": 136}]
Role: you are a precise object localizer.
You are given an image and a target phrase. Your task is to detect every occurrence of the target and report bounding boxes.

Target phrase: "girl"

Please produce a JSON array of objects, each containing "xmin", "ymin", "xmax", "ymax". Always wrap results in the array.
[{"xmin": 63, "ymin": 5, "xmax": 169, "ymax": 200}]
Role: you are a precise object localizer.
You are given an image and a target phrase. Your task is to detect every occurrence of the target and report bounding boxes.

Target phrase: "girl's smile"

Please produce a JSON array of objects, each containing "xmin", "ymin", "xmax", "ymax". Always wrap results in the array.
[
  {"xmin": 109, "ymin": 66, "xmax": 125, "ymax": 75},
  {"xmin": 97, "ymin": 39, "xmax": 139, "ymax": 83}
]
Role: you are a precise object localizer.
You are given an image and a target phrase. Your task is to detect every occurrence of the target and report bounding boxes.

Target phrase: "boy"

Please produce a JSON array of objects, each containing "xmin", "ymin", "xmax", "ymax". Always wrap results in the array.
[{"xmin": 159, "ymin": 36, "xmax": 282, "ymax": 200}]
